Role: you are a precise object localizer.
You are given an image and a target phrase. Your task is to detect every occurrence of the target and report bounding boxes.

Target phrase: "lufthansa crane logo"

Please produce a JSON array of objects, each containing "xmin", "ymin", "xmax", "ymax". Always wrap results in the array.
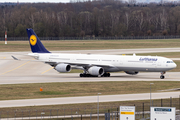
[{"xmin": 30, "ymin": 35, "xmax": 37, "ymax": 46}]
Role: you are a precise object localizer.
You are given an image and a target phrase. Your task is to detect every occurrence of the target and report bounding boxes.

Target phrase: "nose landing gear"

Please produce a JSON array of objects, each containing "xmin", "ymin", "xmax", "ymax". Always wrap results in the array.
[
  {"xmin": 160, "ymin": 75, "xmax": 165, "ymax": 79},
  {"xmin": 160, "ymin": 72, "xmax": 166, "ymax": 79}
]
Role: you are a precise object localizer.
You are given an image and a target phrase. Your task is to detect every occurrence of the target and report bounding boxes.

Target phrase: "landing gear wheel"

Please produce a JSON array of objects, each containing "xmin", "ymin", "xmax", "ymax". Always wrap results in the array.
[
  {"xmin": 160, "ymin": 71, "xmax": 166, "ymax": 79},
  {"xmin": 80, "ymin": 73, "xmax": 84, "ymax": 77},
  {"xmin": 102, "ymin": 73, "xmax": 107, "ymax": 77},
  {"xmin": 80, "ymin": 73, "xmax": 93, "ymax": 77},
  {"xmin": 101, "ymin": 73, "xmax": 110, "ymax": 77},
  {"xmin": 160, "ymin": 75, "xmax": 165, "ymax": 79}
]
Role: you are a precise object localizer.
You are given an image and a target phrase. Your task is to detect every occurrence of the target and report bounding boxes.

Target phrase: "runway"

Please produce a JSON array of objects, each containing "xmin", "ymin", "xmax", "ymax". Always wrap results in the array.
[
  {"xmin": 0, "ymin": 91, "xmax": 179, "ymax": 108},
  {"xmin": 0, "ymin": 48, "xmax": 180, "ymax": 107},
  {"xmin": 0, "ymin": 48, "xmax": 179, "ymax": 84},
  {"xmin": 0, "ymin": 72, "xmax": 179, "ymax": 84}
]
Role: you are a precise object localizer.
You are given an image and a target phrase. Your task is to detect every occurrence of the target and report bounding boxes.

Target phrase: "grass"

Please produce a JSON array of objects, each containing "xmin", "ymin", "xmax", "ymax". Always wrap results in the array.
[
  {"xmin": 38, "ymin": 91, "xmax": 70, "ymax": 95},
  {"xmin": 0, "ymin": 81, "xmax": 180, "ymax": 100},
  {"xmin": 0, "ymin": 98, "xmax": 179, "ymax": 119},
  {"xmin": 0, "ymin": 39, "xmax": 180, "ymax": 52},
  {"xmin": 135, "ymin": 52, "xmax": 180, "ymax": 58}
]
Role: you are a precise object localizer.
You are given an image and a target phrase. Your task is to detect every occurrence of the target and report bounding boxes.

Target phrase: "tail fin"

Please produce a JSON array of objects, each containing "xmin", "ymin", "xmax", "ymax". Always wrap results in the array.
[{"xmin": 26, "ymin": 28, "xmax": 50, "ymax": 53}]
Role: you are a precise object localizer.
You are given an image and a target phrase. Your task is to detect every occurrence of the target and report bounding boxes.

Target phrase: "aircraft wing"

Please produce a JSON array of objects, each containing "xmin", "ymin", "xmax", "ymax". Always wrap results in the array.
[
  {"xmin": 12, "ymin": 56, "xmax": 114, "ymax": 69},
  {"xmin": 45, "ymin": 61, "xmax": 114, "ymax": 68}
]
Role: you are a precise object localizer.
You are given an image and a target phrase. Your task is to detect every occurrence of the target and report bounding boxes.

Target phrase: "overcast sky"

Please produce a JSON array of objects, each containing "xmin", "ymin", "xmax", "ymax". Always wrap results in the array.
[{"xmin": 0, "ymin": 0, "xmax": 177, "ymax": 3}]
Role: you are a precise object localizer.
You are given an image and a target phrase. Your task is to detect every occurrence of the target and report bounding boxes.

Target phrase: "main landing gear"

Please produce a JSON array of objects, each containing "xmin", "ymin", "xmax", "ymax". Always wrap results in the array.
[
  {"xmin": 79, "ymin": 72, "xmax": 110, "ymax": 77},
  {"xmin": 80, "ymin": 73, "xmax": 93, "ymax": 77},
  {"xmin": 102, "ymin": 72, "xmax": 110, "ymax": 77},
  {"xmin": 160, "ymin": 72, "xmax": 166, "ymax": 79}
]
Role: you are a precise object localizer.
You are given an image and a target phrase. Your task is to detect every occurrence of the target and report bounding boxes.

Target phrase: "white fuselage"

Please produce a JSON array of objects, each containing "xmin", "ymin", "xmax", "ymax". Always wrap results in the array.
[{"xmin": 29, "ymin": 53, "xmax": 177, "ymax": 72}]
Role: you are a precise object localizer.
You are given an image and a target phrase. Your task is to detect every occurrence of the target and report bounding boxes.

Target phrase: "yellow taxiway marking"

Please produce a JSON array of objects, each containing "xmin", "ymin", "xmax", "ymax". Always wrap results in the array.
[
  {"xmin": 41, "ymin": 67, "xmax": 54, "ymax": 75},
  {"xmin": 0, "ymin": 61, "xmax": 30, "ymax": 75},
  {"xmin": 0, "ymin": 57, "xmax": 6, "ymax": 59}
]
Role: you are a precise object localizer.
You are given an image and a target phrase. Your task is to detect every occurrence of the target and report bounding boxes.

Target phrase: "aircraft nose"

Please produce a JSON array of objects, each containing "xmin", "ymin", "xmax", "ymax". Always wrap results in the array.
[{"xmin": 173, "ymin": 63, "xmax": 177, "ymax": 68}]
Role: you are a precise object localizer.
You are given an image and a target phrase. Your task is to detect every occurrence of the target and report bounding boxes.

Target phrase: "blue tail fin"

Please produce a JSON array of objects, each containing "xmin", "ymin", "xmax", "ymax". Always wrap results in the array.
[{"xmin": 26, "ymin": 28, "xmax": 50, "ymax": 53}]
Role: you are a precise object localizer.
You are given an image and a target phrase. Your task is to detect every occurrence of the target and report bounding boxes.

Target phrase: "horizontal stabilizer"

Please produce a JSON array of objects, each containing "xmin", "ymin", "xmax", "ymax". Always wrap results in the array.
[{"xmin": 11, "ymin": 56, "xmax": 20, "ymax": 60}]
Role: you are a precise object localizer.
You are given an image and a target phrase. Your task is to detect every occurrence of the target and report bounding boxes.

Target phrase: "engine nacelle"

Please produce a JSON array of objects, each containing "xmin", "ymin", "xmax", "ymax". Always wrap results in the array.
[
  {"xmin": 125, "ymin": 71, "xmax": 139, "ymax": 75},
  {"xmin": 55, "ymin": 64, "xmax": 71, "ymax": 73},
  {"xmin": 88, "ymin": 66, "xmax": 104, "ymax": 76}
]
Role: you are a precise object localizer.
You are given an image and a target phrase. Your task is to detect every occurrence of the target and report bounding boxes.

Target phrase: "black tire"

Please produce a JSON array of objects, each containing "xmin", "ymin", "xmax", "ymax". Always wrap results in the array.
[
  {"xmin": 80, "ymin": 73, "xmax": 83, "ymax": 77},
  {"xmin": 160, "ymin": 75, "xmax": 165, "ymax": 79},
  {"xmin": 107, "ymin": 73, "xmax": 110, "ymax": 77},
  {"xmin": 102, "ymin": 73, "xmax": 110, "ymax": 77},
  {"xmin": 83, "ymin": 74, "xmax": 87, "ymax": 77}
]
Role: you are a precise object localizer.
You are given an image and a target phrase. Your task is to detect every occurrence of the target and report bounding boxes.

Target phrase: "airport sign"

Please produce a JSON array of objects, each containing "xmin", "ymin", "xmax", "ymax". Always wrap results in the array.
[
  {"xmin": 151, "ymin": 107, "xmax": 175, "ymax": 120},
  {"xmin": 120, "ymin": 106, "xmax": 135, "ymax": 120}
]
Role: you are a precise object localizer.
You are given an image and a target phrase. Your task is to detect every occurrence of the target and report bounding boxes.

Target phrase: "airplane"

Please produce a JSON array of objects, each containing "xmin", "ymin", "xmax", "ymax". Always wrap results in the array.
[{"xmin": 13, "ymin": 28, "xmax": 177, "ymax": 79}]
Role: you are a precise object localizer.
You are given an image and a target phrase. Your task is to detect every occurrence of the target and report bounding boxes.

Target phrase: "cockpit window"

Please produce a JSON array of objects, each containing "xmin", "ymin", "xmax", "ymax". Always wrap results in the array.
[{"xmin": 167, "ymin": 61, "xmax": 174, "ymax": 63}]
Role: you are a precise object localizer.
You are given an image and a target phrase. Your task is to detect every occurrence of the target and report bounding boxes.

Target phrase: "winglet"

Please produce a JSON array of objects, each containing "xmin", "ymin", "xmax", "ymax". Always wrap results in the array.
[
  {"xmin": 26, "ymin": 28, "xmax": 50, "ymax": 53},
  {"xmin": 12, "ymin": 56, "xmax": 20, "ymax": 60}
]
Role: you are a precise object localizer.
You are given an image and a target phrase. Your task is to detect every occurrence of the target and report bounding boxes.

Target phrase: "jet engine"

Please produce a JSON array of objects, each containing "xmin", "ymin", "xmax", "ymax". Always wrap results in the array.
[
  {"xmin": 55, "ymin": 64, "xmax": 71, "ymax": 72},
  {"xmin": 125, "ymin": 71, "xmax": 139, "ymax": 75},
  {"xmin": 88, "ymin": 66, "xmax": 104, "ymax": 76}
]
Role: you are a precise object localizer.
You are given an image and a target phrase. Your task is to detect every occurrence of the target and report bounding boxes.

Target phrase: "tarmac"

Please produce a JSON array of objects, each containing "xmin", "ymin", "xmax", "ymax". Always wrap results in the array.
[
  {"xmin": 0, "ymin": 48, "xmax": 180, "ymax": 107},
  {"xmin": 0, "ymin": 91, "xmax": 179, "ymax": 108}
]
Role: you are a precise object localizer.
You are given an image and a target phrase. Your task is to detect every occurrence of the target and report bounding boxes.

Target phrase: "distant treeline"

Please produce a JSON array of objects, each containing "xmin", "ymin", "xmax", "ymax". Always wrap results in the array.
[{"xmin": 1, "ymin": 1, "xmax": 180, "ymax": 37}]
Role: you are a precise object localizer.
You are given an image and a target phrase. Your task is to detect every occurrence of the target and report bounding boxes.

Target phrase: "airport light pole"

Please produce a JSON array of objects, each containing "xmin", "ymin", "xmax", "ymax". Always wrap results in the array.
[
  {"xmin": 97, "ymin": 93, "xmax": 101, "ymax": 120},
  {"xmin": 150, "ymin": 83, "xmax": 154, "ymax": 107}
]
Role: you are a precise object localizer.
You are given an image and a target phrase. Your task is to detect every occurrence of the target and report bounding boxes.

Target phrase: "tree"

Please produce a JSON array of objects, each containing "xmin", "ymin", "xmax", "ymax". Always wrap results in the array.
[
  {"xmin": 14, "ymin": 24, "xmax": 26, "ymax": 37},
  {"xmin": 1, "ymin": 2, "xmax": 180, "ymax": 37},
  {"xmin": 147, "ymin": 30, "xmax": 152, "ymax": 36},
  {"xmin": 162, "ymin": 29, "xmax": 168, "ymax": 36}
]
